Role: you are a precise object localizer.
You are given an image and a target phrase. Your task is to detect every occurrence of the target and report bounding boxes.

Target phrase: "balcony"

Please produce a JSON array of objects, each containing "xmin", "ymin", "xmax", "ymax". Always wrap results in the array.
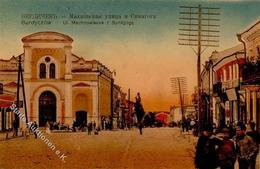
[{"xmin": 242, "ymin": 60, "xmax": 260, "ymax": 85}]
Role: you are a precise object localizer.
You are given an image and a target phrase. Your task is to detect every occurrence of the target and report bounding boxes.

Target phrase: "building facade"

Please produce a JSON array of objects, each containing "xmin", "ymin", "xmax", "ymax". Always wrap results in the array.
[
  {"xmin": 238, "ymin": 20, "xmax": 260, "ymax": 133},
  {"xmin": 201, "ymin": 20, "xmax": 260, "ymax": 134},
  {"xmin": 211, "ymin": 45, "xmax": 245, "ymax": 128},
  {"xmin": 0, "ymin": 31, "xmax": 113, "ymax": 130}
]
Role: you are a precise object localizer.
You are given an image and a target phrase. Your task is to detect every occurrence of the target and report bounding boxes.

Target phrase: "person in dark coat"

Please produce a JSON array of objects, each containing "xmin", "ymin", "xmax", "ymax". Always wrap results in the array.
[
  {"xmin": 195, "ymin": 126, "xmax": 220, "ymax": 169},
  {"xmin": 235, "ymin": 123, "xmax": 258, "ymax": 169},
  {"xmin": 181, "ymin": 120, "xmax": 186, "ymax": 133},
  {"xmin": 218, "ymin": 128, "xmax": 236, "ymax": 169},
  {"xmin": 72, "ymin": 120, "xmax": 76, "ymax": 132},
  {"xmin": 87, "ymin": 122, "xmax": 92, "ymax": 135},
  {"xmin": 12, "ymin": 119, "xmax": 19, "ymax": 137}
]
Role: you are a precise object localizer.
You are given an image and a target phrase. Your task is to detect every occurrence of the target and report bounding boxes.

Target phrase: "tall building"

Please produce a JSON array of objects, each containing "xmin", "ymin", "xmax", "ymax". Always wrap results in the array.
[{"xmin": 0, "ymin": 31, "xmax": 113, "ymax": 130}]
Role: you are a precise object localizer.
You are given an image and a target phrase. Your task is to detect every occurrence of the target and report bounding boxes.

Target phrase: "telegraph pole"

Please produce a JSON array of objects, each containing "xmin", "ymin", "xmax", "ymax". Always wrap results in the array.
[
  {"xmin": 171, "ymin": 77, "xmax": 187, "ymax": 120},
  {"xmin": 179, "ymin": 5, "xmax": 220, "ymax": 129},
  {"xmin": 16, "ymin": 55, "xmax": 28, "ymax": 126}
]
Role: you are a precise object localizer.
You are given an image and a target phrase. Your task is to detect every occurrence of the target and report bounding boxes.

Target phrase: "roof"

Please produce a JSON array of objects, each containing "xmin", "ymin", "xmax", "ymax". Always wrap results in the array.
[
  {"xmin": 72, "ymin": 82, "xmax": 91, "ymax": 87},
  {"xmin": 21, "ymin": 31, "xmax": 73, "ymax": 43},
  {"xmin": 237, "ymin": 20, "xmax": 260, "ymax": 42},
  {"xmin": 238, "ymin": 20, "xmax": 260, "ymax": 36},
  {"xmin": 211, "ymin": 44, "xmax": 244, "ymax": 63},
  {"xmin": 4, "ymin": 82, "xmax": 22, "ymax": 88},
  {"xmin": 0, "ymin": 95, "xmax": 15, "ymax": 107}
]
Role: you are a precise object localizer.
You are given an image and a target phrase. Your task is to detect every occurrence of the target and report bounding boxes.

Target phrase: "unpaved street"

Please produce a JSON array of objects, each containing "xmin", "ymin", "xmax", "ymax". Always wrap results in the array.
[{"xmin": 0, "ymin": 128, "xmax": 195, "ymax": 169}]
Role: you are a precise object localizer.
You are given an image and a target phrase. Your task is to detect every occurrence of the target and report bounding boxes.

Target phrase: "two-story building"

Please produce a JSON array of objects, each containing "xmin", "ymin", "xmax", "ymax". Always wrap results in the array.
[
  {"xmin": 238, "ymin": 20, "xmax": 260, "ymax": 133},
  {"xmin": 0, "ymin": 31, "xmax": 113, "ymax": 130},
  {"xmin": 211, "ymin": 45, "xmax": 245, "ymax": 128}
]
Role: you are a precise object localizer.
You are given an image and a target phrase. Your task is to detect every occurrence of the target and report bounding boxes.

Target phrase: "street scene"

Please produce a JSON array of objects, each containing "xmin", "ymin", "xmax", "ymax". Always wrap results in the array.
[
  {"xmin": 0, "ymin": 0, "xmax": 260, "ymax": 169},
  {"xmin": 0, "ymin": 128, "xmax": 196, "ymax": 169}
]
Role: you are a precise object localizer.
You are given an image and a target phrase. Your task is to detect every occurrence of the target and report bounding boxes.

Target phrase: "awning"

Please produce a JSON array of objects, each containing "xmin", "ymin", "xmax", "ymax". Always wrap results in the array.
[
  {"xmin": 155, "ymin": 113, "xmax": 169, "ymax": 124},
  {"xmin": 0, "ymin": 95, "xmax": 15, "ymax": 107}
]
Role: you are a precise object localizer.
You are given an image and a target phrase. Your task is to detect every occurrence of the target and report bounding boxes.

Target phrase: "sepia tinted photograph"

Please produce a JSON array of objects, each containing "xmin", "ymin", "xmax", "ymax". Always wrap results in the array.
[{"xmin": 0, "ymin": 0, "xmax": 259, "ymax": 169}]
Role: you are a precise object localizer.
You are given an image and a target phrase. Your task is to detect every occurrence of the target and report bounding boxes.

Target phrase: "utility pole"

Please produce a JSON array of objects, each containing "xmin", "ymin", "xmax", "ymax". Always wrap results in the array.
[
  {"xmin": 16, "ymin": 55, "xmax": 28, "ymax": 126},
  {"xmin": 171, "ymin": 77, "xmax": 187, "ymax": 120},
  {"xmin": 179, "ymin": 5, "xmax": 220, "ymax": 129}
]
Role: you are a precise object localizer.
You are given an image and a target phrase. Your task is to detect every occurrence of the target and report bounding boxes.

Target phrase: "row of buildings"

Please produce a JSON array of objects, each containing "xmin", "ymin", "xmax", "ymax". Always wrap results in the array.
[
  {"xmin": 199, "ymin": 20, "xmax": 260, "ymax": 134},
  {"xmin": 0, "ymin": 31, "xmax": 131, "ymax": 131}
]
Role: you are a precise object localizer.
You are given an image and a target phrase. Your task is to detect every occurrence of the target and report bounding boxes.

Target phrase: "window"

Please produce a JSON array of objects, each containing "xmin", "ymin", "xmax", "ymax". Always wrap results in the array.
[
  {"xmin": 38, "ymin": 56, "xmax": 58, "ymax": 79},
  {"xmin": 49, "ymin": 63, "xmax": 55, "ymax": 79},
  {"xmin": 39, "ymin": 63, "xmax": 46, "ymax": 79}
]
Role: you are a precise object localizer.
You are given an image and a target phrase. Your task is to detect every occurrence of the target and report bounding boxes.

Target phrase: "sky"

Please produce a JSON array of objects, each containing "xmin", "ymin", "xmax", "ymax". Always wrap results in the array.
[{"xmin": 0, "ymin": 0, "xmax": 260, "ymax": 112}]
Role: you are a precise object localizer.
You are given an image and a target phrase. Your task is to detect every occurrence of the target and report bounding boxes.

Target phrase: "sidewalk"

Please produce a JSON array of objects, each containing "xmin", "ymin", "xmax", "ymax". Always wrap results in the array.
[
  {"xmin": 1, "ymin": 131, "xmax": 15, "ymax": 141},
  {"xmin": 0, "ymin": 131, "xmax": 28, "ymax": 141}
]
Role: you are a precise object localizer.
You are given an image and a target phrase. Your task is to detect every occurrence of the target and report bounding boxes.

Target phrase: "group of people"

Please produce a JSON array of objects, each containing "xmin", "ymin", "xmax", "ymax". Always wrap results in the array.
[
  {"xmin": 101, "ymin": 116, "xmax": 113, "ymax": 130},
  {"xmin": 195, "ymin": 122, "xmax": 259, "ymax": 169},
  {"xmin": 87, "ymin": 121, "xmax": 99, "ymax": 135},
  {"xmin": 12, "ymin": 119, "xmax": 38, "ymax": 139},
  {"xmin": 47, "ymin": 121, "xmax": 68, "ymax": 131},
  {"xmin": 180, "ymin": 118, "xmax": 199, "ymax": 136},
  {"xmin": 72, "ymin": 120, "xmax": 99, "ymax": 135}
]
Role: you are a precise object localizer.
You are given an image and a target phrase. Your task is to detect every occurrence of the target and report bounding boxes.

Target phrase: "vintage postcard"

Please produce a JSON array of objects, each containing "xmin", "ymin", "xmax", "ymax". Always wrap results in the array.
[{"xmin": 0, "ymin": 0, "xmax": 259, "ymax": 169}]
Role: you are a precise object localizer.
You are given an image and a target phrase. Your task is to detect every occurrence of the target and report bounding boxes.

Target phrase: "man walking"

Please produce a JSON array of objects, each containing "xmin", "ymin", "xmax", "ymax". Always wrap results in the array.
[{"xmin": 235, "ymin": 123, "xmax": 258, "ymax": 169}]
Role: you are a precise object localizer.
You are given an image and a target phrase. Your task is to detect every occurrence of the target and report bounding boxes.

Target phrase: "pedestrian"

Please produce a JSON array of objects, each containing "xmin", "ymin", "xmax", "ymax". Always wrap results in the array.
[
  {"xmin": 135, "ymin": 92, "xmax": 141, "ymax": 104},
  {"xmin": 93, "ymin": 121, "xmax": 96, "ymax": 130},
  {"xmin": 12, "ymin": 119, "xmax": 18, "ymax": 137},
  {"xmin": 46, "ymin": 121, "xmax": 51, "ymax": 134},
  {"xmin": 193, "ymin": 120, "xmax": 199, "ymax": 137},
  {"xmin": 185, "ymin": 118, "xmax": 190, "ymax": 132},
  {"xmin": 138, "ymin": 122, "xmax": 143, "ymax": 135},
  {"xmin": 182, "ymin": 120, "xmax": 186, "ymax": 133},
  {"xmin": 249, "ymin": 120, "xmax": 255, "ymax": 132},
  {"xmin": 87, "ymin": 122, "xmax": 92, "ymax": 135},
  {"xmin": 225, "ymin": 121, "xmax": 234, "ymax": 137},
  {"xmin": 246, "ymin": 121, "xmax": 258, "ymax": 143},
  {"xmin": 72, "ymin": 120, "xmax": 76, "ymax": 132},
  {"xmin": 33, "ymin": 121, "xmax": 38, "ymax": 139},
  {"xmin": 194, "ymin": 125, "xmax": 220, "ymax": 169},
  {"xmin": 103, "ymin": 118, "xmax": 106, "ymax": 130},
  {"xmin": 94, "ymin": 128, "xmax": 99, "ymax": 135},
  {"xmin": 235, "ymin": 123, "xmax": 258, "ymax": 169},
  {"xmin": 218, "ymin": 128, "xmax": 236, "ymax": 169},
  {"xmin": 190, "ymin": 119, "xmax": 195, "ymax": 130}
]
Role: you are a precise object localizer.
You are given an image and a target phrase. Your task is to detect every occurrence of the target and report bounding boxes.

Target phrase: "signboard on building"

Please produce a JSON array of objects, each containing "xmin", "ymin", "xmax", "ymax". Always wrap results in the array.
[{"xmin": 226, "ymin": 88, "xmax": 237, "ymax": 101}]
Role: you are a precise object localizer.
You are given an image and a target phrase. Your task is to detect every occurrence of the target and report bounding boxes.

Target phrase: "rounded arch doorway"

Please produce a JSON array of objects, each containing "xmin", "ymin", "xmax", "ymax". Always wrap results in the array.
[{"xmin": 39, "ymin": 91, "xmax": 56, "ymax": 127}]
